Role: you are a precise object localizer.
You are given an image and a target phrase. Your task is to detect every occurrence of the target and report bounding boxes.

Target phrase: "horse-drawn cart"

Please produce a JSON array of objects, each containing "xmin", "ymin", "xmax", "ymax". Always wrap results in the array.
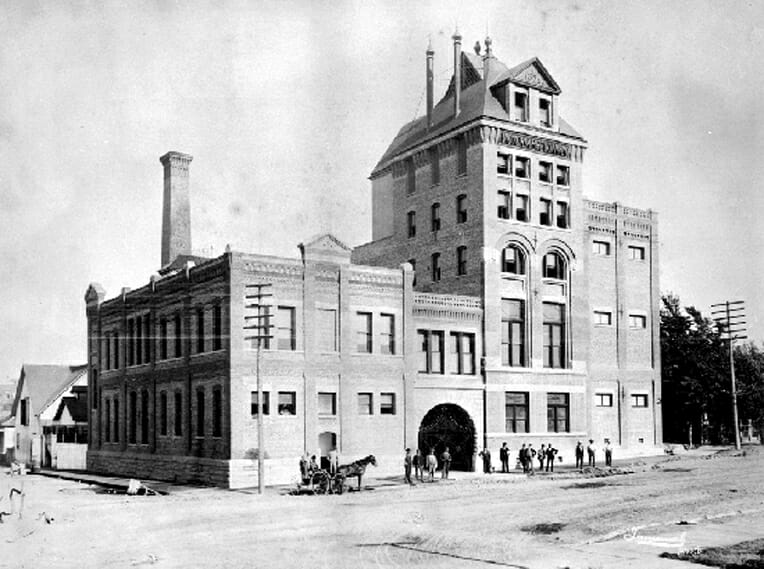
[{"xmin": 294, "ymin": 455, "xmax": 377, "ymax": 496}]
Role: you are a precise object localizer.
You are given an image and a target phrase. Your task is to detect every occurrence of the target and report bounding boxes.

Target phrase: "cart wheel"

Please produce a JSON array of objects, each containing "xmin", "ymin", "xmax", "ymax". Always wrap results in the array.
[
  {"xmin": 333, "ymin": 475, "xmax": 345, "ymax": 495},
  {"xmin": 312, "ymin": 471, "xmax": 330, "ymax": 494}
]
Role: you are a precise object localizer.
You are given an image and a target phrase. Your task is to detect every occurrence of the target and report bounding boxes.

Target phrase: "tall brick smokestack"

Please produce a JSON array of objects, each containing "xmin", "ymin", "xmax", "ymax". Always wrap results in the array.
[
  {"xmin": 426, "ymin": 40, "xmax": 434, "ymax": 129},
  {"xmin": 160, "ymin": 151, "xmax": 193, "ymax": 267},
  {"xmin": 453, "ymin": 30, "xmax": 462, "ymax": 117}
]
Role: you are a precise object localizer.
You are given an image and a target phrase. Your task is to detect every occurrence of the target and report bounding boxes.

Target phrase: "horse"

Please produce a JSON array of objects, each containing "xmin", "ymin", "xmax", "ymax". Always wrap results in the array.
[{"xmin": 336, "ymin": 455, "xmax": 377, "ymax": 492}]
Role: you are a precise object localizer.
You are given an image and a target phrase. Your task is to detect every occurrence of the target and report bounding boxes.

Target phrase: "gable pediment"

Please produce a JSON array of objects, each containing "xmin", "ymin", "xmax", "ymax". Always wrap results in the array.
[
  {"xmin": 300, "ymin": 233, "xmax": 352, "ymax": 264},
  {"xmin": 505, "ymin": 58, "xmax": 561, "ymax": 95}
]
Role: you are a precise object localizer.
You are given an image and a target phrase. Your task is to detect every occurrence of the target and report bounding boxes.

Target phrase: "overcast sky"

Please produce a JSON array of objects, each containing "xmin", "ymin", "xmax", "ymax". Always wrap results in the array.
[{"xmin": 1, "ymin": 0, "xmax": 763, "ymax": 382}]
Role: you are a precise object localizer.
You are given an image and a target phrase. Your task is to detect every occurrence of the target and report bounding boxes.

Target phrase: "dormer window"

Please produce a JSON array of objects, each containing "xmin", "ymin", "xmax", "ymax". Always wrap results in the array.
[
  {"xmin": 514, "ymin": 91, "xmax": 528, "ymax": 122},
  {"xmin": 539, "ymin": 98, "xmax": 552, "ymax": 127},
  {"xmin": 556, "ymin": 165, "xmax": 570, "ymax": 187}
]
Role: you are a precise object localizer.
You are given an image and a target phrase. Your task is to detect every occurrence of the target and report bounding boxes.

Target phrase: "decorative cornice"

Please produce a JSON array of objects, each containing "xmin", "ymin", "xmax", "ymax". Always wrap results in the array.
[{"xmin": 482, "ymin": 125, "xmax": 575, "ymax": 160}]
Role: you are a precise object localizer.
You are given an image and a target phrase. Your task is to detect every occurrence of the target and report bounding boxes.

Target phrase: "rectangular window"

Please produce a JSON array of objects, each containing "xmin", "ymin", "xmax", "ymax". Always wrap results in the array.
[
  {"xmin": 595, "ymin": 393, "xmax": 613, "ymax": 407},
  {"xmin": 159, "ymin": 319, "xmax": 168, "ymax": 360},
  {"xmin": 556, "ymin": 201, "xmax": 569, "ymax": 229},
  {"xmin": 105, "ymin": 399, "xmax": 111, "ymax": 442},
  {"xmin": 514, "ymin": 91, "xmax": 528, "ymax": 122},
  {"xmin": 105, "ymin": 333, "xmax": 111, "ymax": 370},
  {"xmin": 505, "ymin": 392, "xmax": 529, "ymax": 433},
  {"xmin": 457, "ymin": 135, "xmax": 467, "ymax": 175},
  {"xmin": 515, "ymin": 195, "xmax": 528, "ymax": 222},
  {"xmin": 278, "ymin": 391, "xmax": 296, "ymax": 415},
  {"xmin": 212, "ymin": 304, "xmax": 223, "ymax": 351},
  {"xmin": 379, "ymin": 313, "xmax": 395, "ymax": 355},
  {"xmin": 514, "ymin": 156, "xmax": 529, "ymax": 178},
  {"xmin": 456, "ymin": 246, "xmax": 467, "ymax": 276},
  {"xmin": 113, "ymin": 333, "xmax": 120, "ymax": 369},
  {"xmin": 174, "ymin": 314, "xmax": 182, "ymax": 358},
  {"xmin": 113, "ymin": 397, "xmax": 119, "ymax": 443},
  {"xmin": 317, "ymin": 308, "xmax": 338, "ymax": 352},
  {"xmin": 212, "ymin": 387, "xmax": 222, "ymax": 437},
  {"xmin": 629, "ymin": 314, "xmax": 647, "ymax": 329},
  {"xmin": 143, "ymin": 315, "xmax": 151, "ymax": 364},
  {"xmin": 501, "ymin": 299, "xmax": 526, "ymax": 367},
  {"xmin": 418, "ymin": 330, "xmax": 444, "ymax": 374},
  {"xmin": 594, "ymin": 311, "xmax": 612, "ymax": 326},
  {"xmin": 250, "ymin": 391, "xmax": 270, "ymax": 416},
  {"xmin": 547, "ymin": 392, "xmax": 570, "ymax": 432},
  {"xmin": 406, "ymin": 157, "xmax": 415, "ymax": 194},
  {"xmin": 276, "ymin": 306, "xmax": 297, "ymax": 350},
  {"xmin": 318, "ymin": 392, "xmax": 337, "ymax": 416},
  {"xmin": 356, "ymin": 311, "xmax": 373, "ymax": 353},
  {"xmin": 129, "ymin": 391, "xmax": 137, "ymax": 444},
  {"xmin": 160, "ymin": 391, "xmax": 168, "ymax": 436},
  {"xmin": 136, "ymin": 315, "xmax": 143, "ymax": 365},
  {"xmin": 20, "ymin": 398, "xmax": 28, "ymax": 426},
  {"xmin": 497, "ymin": 153, "xmax": 510, "ymax": 175},
  {"xmin": 539, "ymin": 98, "xmax": 552, "ymax": 127},
  {"xmin": 358, "ymin": 393, "xmax": 373, "ymax": 415},
  {"xmin": 629, "ymin": 245, "xmax": 646, "ymax": 260},
  {"xmin": 380, "ymin": 392, "xmax": 396, "ymax": 415},
  {"xmin": 631, "ymin": 394, "xmax": 649, "ymax": 408},
  {"xmin": 456, "ymin": 194, "xmax": 467, "ymax": 223},
  {"xmin": 430, "ymin": 147, "xmax": 440, "ymax": 185},
  {"xmin": 407, "ymin": 210, "xmax": 416, "ymax": 238},
  {"xmin": 539, "ymin": 198, "xmax": 552, "ymax": 226},
  {"xmin": 196, "ymin": 389, "xmax": 205, "ymax": 437},
  {"xmin": 127, "ymin": 319, "xmax": 134, "ymax": 366},
  {"xmin": 431, "ymin": 253, "xmax": 441, "ymax": 282},
  {"xmin": 497, "ymin": 190, "xmax": 511, "ymax": 219},
  {"xmin": 592, "ymin": 240, "xmax": 611, "ymax": 256},
  {"xmin": 556, "ymin": 165, "xmax": 570, "ymax": 186},
  {"xmin": 538, "ymin": 161, "xmax": 552, "ymax": 183},
  {"xmin": 174, "ymin": 391, "xmax": 182, "ymax": 436},
  {"xmin": 196, "ymin": 308, "xmax": 205, "ymax": 354},
  {"xmin": 449, "ymin": 332, "xmax": 475, "ymax": 375},
  {"xmin": 543, "ymin": 303, "xmax": 566, "ymax": 369},
  {"xmin": 141, "ymin": 390, "xmax": 149, "ymax": 444},
  {"xmin": 431, "ymin": 203, "xmax": 441, "ymax": 231}
]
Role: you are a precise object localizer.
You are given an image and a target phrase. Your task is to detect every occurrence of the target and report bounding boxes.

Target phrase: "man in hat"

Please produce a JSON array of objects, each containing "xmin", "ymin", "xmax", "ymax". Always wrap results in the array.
[
  {"xmin": 575, "ymin": 441, "xmax": 585, "ymax": 470},
  {"xmin": 587, "ymin": 439, "xmax": 596, "ymax": 467},
  {"xmin": 404, "ymin": 448, "xmax": 414, "ymax": 485}
]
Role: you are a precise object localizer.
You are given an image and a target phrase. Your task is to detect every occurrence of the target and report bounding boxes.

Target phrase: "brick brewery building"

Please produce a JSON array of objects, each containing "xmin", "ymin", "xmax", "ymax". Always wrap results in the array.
[{"xmin": 85, "ymin": 36, "xmax": 661, "ymax": 488}]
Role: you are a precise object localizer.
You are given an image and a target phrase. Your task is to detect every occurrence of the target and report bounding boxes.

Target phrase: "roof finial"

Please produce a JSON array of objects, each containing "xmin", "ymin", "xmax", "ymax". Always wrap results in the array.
[{"xmin": 485, "ymin": 36, "xmax": 493, "ymax": 56}]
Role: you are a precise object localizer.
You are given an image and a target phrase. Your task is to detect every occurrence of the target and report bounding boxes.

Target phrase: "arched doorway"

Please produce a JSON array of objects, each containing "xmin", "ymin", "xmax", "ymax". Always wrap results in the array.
[
  {"xmin": 318, "ymin": 431, "xmax": 336, "ymax": 470},
  {"xmin": 418, "ymin": 404, "xmax": 476, "ymax": 471}
]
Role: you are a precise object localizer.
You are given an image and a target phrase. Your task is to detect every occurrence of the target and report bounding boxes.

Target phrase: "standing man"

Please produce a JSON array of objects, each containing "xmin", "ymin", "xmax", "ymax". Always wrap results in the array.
[
  {"xmin": 575, "ymin": 441, "xmax": 585, "ymax": 470},
  {"xmin": 479, "ymin": 447, "xmax": 492, "ymax": 474},
  {"xmin": 413, "ymin": 449, "xmax": 424, "ymax": 481},
  {"xmin": 404, "ymin": 448, "xmax": 414, "ymax": 485},
  {"xmin": 528, "ymin": 444, "xmax": 536, "ymax": 474},
  {"xmin": 538, "ymin": 444, "xmax": 546, "ymax": 472},
  {"xmin": 587, "ymin": 439, "xmax": 596, "ymax": 467},
  {"xmin": 328, "ymin": 447, "xmax": 339, "ymax": 476},
  {"xmin": 545, "ymin": 444, "xmax": 557, "ymax": 472},
  {"xmin": 499, "ymin": 442, "xmax": 509, "ymax": 473},
  {"xmin": 519, "ymin": 444, "xmax": 527, "ymax": 472},
  {"xmin": 604, "ymin": 439, "xmax": 613, "ymax": 467},
  {"xmin": 426, "ymin": 448, "xmax": 438, "ymax": 481},
  {"xmin": 440, "ymin": 447, "xmax": 452, "ymax": 479}
]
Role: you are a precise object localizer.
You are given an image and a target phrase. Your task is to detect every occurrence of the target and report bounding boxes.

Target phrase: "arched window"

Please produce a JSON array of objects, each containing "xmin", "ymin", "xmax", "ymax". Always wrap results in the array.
[
  {"xmin": 501, "ymin": 245, "xmax": 526, "ymax": 275},
  {"xmin": 543, "ymin": 252, "xmax": 566, "ymax": 280}
]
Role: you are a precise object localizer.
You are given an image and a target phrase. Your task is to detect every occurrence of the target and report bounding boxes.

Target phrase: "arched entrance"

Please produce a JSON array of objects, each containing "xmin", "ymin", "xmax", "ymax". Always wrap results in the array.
[
  {"xmin": 318, "ymin": 431, "xmax": 336, "ymax": 470},
  {"xmin": 418, "ymin": 404, "xmax": 476, "ymax": 471}
]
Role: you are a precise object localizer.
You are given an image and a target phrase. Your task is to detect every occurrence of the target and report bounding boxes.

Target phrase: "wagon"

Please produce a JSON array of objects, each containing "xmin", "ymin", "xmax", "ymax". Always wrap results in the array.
[{"xmin": 297, "ymin": 468, "xmax": 346, "ymax": 495}]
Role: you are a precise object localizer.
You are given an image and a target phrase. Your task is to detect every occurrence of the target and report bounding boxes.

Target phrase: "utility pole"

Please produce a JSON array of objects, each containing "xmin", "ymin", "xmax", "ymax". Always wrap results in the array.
[
  {"xmin": 711, "ymin": 300, "xmax": 746, "ymax": 450},
  {"xmin": 244, "ymin": 283, "xmax": 273, "ymax": 494}
]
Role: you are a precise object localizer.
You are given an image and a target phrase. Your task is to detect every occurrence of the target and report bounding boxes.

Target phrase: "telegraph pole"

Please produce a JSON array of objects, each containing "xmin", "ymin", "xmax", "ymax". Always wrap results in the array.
[
  {"xmin": 711, "ymin": 300, "xmax": 746, "ymax": 450},
  {"xmin": 244, "ymin": 283, "xmax": 273, "ymax": 494}
]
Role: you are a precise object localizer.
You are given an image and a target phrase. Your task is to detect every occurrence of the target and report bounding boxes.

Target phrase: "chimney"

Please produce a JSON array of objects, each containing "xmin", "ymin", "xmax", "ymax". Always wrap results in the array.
[
  {"xmin": 160, "ymin": 151, "xmax": 193, "ymax": 267},
  {"xmin": 483, "ymin": 36, "xmax": 493, "ymax": 92},
  {"xmin": 452, "ymin": 30, "xmax": 462, "ymax": 117},
  {"xmin": 426, "ymin": 40, "xmax": 434, "ymax": 129}
]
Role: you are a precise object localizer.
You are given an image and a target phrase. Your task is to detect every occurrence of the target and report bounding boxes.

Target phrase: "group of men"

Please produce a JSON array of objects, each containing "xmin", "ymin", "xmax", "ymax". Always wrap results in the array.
[
  {"xmin": 299, "ymin": 448, "xmax": 340, "ymax": 482},
  {"xmin": 404, "ymin": 447, "xmax": 451, "ymax": 484},
  {"xmin": 575, "ymin": 439, "xmax": 614, "ymax": 469}
]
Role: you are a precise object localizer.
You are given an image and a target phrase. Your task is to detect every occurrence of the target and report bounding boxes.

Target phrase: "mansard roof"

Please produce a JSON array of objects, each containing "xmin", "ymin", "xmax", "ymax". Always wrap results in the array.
[{"xmin": 372, "ymin": 50, "xmax": 583, "ymax": 177}]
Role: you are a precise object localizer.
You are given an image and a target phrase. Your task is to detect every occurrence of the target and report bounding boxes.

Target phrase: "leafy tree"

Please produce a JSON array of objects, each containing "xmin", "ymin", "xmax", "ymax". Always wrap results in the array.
[
  {"xmin": 660, "ymin": 294, "xmax": 729, "ymax": 444},
  {"xmin": 733, "ymin": 343, "xmax": 764, "ymax": 443}
]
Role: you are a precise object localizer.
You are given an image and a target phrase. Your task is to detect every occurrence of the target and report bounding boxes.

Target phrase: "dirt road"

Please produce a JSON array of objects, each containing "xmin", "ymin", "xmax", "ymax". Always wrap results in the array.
[{"xmin": 2, "ymin": 446, "xmax": 763, "ymax": 568}]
